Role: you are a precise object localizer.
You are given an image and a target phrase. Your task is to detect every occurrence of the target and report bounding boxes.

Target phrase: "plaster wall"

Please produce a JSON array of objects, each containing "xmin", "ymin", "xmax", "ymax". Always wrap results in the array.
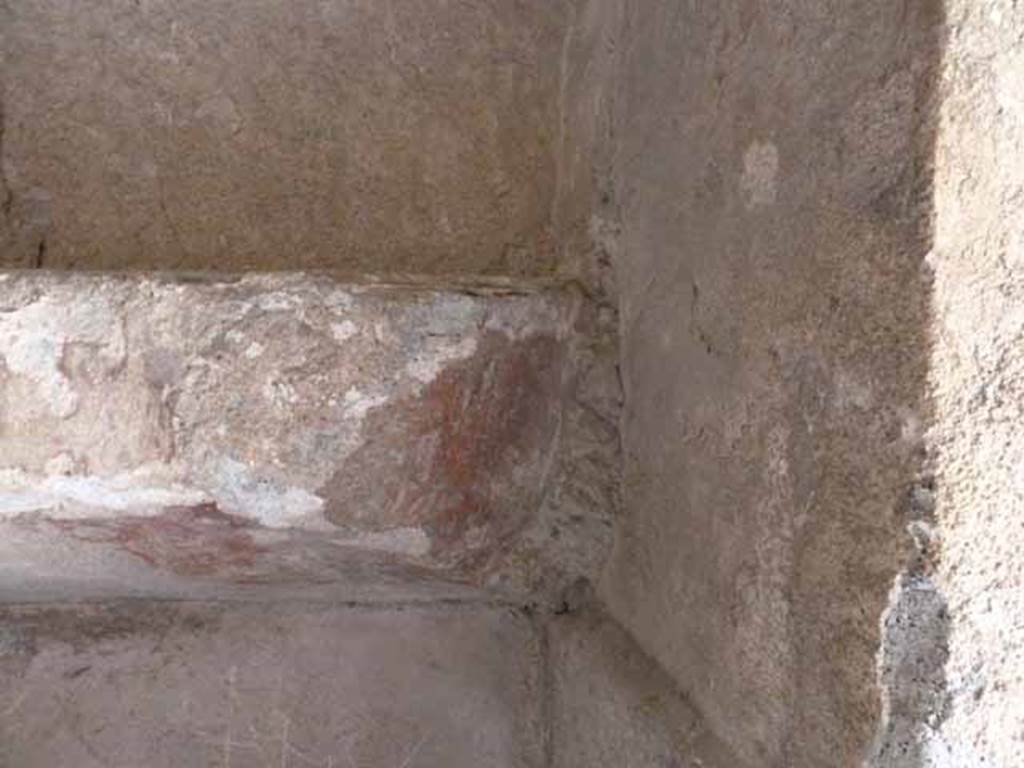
[
  {"xmin": 0, "ymin": 0, "xmax": 569, "ymax": 274},
  {"xmin": 2, "ymin": 1, "xmax": 1022, "ymax": 765},
  {"xmin": 595, "ymin": 2, "xmax": 943, "ymax": 765}
]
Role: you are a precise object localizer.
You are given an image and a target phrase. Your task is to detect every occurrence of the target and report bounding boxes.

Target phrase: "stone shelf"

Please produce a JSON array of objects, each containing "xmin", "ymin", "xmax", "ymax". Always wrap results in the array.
[{"xmin": 0, "ymin": 272, "xmax": 576, "ymax": 599}]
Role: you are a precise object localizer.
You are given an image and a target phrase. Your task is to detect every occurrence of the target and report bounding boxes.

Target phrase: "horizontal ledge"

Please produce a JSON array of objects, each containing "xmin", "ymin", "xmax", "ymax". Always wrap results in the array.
[
  {"xmin": 0, "ymin": 516, "xmax": 496, "ymax": 604},
  {"xmin": 0, "ymin": 268, "xmax": 582, "ymax": 297}
]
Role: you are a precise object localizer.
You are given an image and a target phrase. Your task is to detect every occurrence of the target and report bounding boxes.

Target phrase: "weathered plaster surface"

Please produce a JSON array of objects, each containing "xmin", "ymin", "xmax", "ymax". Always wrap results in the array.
[
  {"xmin": 0, "ymin": 601, "xmax": 543, "ymax": 767},
  {"xmin": 593, "ymin": 1, "xmax": 942, "ymax": 765},
  {"xmin": 5, "ymin": 2, "xmax": 1023, "ymax": 764},
  {"xmin": 922, "ymin": 2, "xmax": 1024, "ymax": 764},
  {"xmin": 0, "ymin": 273, "xmax": 576, "ymax": 585},
  {"xmin": 0, "ymin": 0, "xmax": 567, "ymax": 274}
]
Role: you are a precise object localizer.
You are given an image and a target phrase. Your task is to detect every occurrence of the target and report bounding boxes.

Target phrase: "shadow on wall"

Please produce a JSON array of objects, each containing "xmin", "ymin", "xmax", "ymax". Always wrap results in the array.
[
  {"xmin": 862, "ymin": 3, "xmax": 953, "ymax": 765},
  {"xmin": 595, "ymin": 0, "xmax": 952, "ymax": 766},
  {"xmin": 868, "ymin": 1, "xmax": 964, "ymax": 763}
]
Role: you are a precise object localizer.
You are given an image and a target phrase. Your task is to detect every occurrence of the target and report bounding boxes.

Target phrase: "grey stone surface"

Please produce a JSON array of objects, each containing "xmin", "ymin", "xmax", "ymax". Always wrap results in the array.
[
  {"xmin": 548, "ymin": 608, "xmax": 747, "ymax": 768},
  {"xmin": 0, "ymin": 273, "xmax": 573, "ymax": 586},
  {"xmin": 0, "ymin": 0, "xmax": 569, "ymax": 274},
  {"xmin": 0, "ymin": 601, "xmax": 544, "ymax": 767},
  {"xmin": 869, "ymin": 571, "xmax": 950, "ymax": 767}
]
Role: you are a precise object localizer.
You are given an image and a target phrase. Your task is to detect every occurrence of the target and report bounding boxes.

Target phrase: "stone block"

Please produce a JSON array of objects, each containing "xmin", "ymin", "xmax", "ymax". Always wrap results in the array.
[{"xmin": 0, "ymin": 273, "xmax": 574, "ymax": 589}]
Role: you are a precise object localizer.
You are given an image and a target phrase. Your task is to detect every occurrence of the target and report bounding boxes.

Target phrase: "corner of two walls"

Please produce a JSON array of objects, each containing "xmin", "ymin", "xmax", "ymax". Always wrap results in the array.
[
  {"xmin": 3, "ymin": 0, "xmax": 1020, "ymax": 764},
  {"xmin": 565, "ymin": 0, "xmax": 954, "ymax": 766}
]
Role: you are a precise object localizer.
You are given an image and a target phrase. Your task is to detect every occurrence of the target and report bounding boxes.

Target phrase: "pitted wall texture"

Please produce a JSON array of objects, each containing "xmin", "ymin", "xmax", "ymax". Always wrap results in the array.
[{"xmin": 923, "ymin": 2, "xmax": 1024, "ymax": 764}]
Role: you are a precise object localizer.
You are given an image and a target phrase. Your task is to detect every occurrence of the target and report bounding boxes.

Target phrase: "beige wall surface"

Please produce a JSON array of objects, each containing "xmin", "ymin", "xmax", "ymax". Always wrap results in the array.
[
  {"xmin": 925, "ymin": 2, "xmax": 1024, "ymax": 764},
  {"xmin": 0, "ymin": 0, "xmax": 568, "ymax": 274}
]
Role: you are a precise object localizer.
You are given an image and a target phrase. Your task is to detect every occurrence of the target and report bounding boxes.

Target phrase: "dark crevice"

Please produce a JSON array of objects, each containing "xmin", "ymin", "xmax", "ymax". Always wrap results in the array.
[
  {"xmin": 34, "ymin": 236, "xmax": 46, "ymax": 269},
  {"xmin": 0, "ymin": 93, "xmax": 13, "ymax": 222}
]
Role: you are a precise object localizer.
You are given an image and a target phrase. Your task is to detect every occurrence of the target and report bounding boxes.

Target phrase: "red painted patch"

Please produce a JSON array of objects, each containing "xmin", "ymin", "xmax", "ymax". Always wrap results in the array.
[
  {"xmin": 320, "ymin": 331, "xmax": 564, "ymax": 570},
  {"xmin": 51, "ymin": 504, "xmax": 266, "ymax": 578}
]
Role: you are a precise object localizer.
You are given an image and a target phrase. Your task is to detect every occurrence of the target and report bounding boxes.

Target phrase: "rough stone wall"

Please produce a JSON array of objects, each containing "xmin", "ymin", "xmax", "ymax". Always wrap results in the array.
[
  {"xmin": 922, "ymin": 2, "xmax": 1024, "ymax": 764},
  {"xmin": 0, "ymin": 274, "xmax": 573, "ymax": 583},
  {"xmin": 595, "ymin": 2, "xmax": 943, "ymax": 765},
  {"xmin": 0, "ymin": 0, "xmax": 568, "ymax": 274}
]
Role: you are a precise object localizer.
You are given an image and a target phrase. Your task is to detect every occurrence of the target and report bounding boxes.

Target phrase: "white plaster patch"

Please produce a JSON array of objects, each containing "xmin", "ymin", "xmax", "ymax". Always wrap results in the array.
[
  {"xmin": 995, "ymin": 49, "xmax": 1024, "ymax": 142},
  {"xmin": 0, "ymin": 455, "xmax": 331, "ymax": 532},
  {"xmin": 922, "ymin": 730, "xmax": 989, "ymax": 768},
  {"xmin": 342, "ymin": 387, "xmax": 387, "ymax": 419},
  {"xmin": 0, "ymin": 295, "xmax": 126, "ymax": 418},
  {"xmin": 244, "ymin": 341, "xmax": 265, "ymax": 359},
  {"xmin": 419, "ymin": 294, "xmax": 481, "ymax": 335},
  {"xmin": 406, "ymin": 336, "xmax": 478, "ymax": 384},
  {"xmin": 43, "ymin": 452, "xmax": 79, "ymax": 477},
  {"xmin": 263, "ymin": 377, "xmax": 299, "ymax": 407},
  {"xmin": 330, "ymin": 320, "xmax": 359, "ymax": 343},
  {"xmin": 325, "ymin": 290, "xmax": 355, "ymax": 312},
  {"xmin": 254, "ymin": 292, "xmax": 298, "ymax": 312},
  {"xmin": 335, "ymin": 527, "xmax": 432, "ymax": 558},
  {"xmin": 0, "ymin": 465, "xmax": 208, "ymax": 519},
  {"xmin": 208, "ymin": 457, "xmax": 328, "ymax": 529},
  {"xmin": 740, "ymin": 140, "xmax": 779, "ymax": 207}
]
